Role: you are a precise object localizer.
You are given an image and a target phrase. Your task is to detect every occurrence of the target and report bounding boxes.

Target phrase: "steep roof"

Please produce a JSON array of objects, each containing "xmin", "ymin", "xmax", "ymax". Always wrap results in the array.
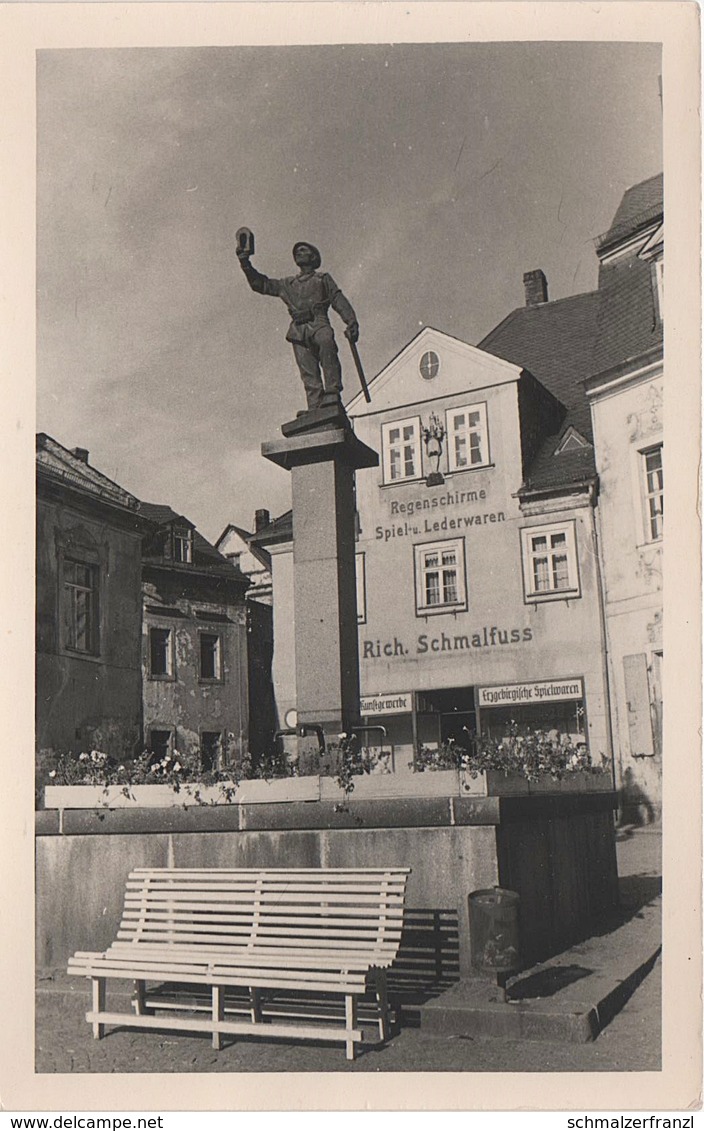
[
  {"xmin": 139, "ymin": 501, "xmax": 242, "ymax": 576},
  {"xmin": 591, "ymin": 174, "xmax": 664, "ymax": 377},
  {"xmin": 36, "ymin": 433, "xmax": 143, "ymax": 513},
  {"xmin": 595, "ymin": 173, "xmax": 663, "ymax": 252},
  {"xmin": 478, "ymin": 290, "xmax": 601, "ymax": 444}
]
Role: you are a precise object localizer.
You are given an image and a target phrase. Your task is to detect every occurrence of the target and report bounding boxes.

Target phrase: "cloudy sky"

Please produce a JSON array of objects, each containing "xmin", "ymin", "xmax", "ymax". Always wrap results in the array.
[{"xmin": 37, "ymin": 42, "xmax": 662, "ymax": 543}]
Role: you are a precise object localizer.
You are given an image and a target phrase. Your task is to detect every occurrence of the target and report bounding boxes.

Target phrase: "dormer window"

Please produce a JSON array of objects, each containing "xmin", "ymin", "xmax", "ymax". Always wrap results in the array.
[
  {"xmin": 555, "ymin": 427, "xmax": 590, "ymax": 455},
  {"xmin": 173, "ymin": 526, "xmax": 193, "ymax": 563},
  {"xmin": 638, "ymin": 222, "xmax": 664, "ymax": 323},
  {"xmin": 652, "ymin": 255, "xmax": 664, "ymax": 322}
]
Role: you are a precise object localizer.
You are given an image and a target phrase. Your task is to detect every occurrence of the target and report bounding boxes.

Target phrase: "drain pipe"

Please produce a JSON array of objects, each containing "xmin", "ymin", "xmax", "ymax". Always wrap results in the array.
[{"xmin": 589, "ymin": 485, "xmax": 617, "ymax": 786}]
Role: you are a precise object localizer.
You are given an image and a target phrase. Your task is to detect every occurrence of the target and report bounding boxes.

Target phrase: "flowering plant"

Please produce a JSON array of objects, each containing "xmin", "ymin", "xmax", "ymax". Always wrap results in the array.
[
  {"xmin": 36, "ymin": 742, "xmax": 296, "ymax": 808},
  {"xmin": 414, "ymin": 724, "xmax": 610, "ymax": 783}
]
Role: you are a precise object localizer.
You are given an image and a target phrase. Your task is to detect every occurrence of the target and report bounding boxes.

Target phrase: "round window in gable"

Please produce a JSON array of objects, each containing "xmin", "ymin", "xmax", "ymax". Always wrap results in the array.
[{"xmin": 419, "ymin": 350, "xmax": 440, "ymax": 380}]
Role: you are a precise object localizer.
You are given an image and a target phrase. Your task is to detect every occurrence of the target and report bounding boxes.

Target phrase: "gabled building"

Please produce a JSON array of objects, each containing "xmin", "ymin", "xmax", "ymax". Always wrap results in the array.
[
  {"xmin": 138, "ymin": 503, "xmax": 251, "ymax": 767},
  {"xmin": 36, "ymin": 434, "xmax": 150, "ymax": 759},
  {"xmin": 342, "ymin": 324, "xmax": 609, "ymax": 769},
  {"xmin": 215, "ymin": 510, "xmax": 273, "ymax": 606},
  {"xmin": 255, "ymin": 316, "xmax": 612, "ymax": 771},
  {"xmin": 584, "ymin": 173, "xmax": 664, "ymax": 821}
]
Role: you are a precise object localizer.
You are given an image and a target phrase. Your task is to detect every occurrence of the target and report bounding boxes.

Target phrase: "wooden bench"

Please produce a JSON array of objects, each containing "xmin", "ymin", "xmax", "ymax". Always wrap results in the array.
[{"xmin": 68, "ymin": 866, "xmax": 411, "ymax": 1060}]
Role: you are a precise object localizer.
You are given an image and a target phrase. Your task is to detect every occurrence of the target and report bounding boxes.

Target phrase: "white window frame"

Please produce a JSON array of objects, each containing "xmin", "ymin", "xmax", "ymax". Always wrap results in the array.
[
  {"xmin": 173, "ymin": 526, "xmax": 193, "ymax": 563},
  {"xmin": 62, "ymin": 557, "xmax": 100, "ymax": 656},
  {"xmin": 445, "ymin": 402, "xmax": 490, "ymax": 473},
  {"xmin": 355, "ymin": 552, "xmax": 367, "ymax": 624},
  {"xmin": 520, "ymin": 521, "xmax": 580, "ymax": 602},
  {"xmin": 642, "ymin": 444, "xmax": 663, "ymax": 542},
  {"xmin": 381, "ymin": 416, "xmax": 423, "ymax": 484},
  {"xmin": 414, "ymin": 538, "xmax": 468, "ymax": 616},
  {"xmin": 148, "ymin": 625, "xmax": 174, "ymax": 680},
  {"xmin": 199, "ymin": 630, "xmax": 223, "ymax": 682},
  {"xmin": 652, "ymin": 257, "xmax": 664, "ymax": 322}
]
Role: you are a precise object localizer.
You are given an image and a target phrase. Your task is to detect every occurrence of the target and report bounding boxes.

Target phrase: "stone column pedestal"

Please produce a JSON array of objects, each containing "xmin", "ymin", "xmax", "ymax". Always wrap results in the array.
[{"xmin": 262, "ymin": 423, "xmax": 378, "ymax": 741}]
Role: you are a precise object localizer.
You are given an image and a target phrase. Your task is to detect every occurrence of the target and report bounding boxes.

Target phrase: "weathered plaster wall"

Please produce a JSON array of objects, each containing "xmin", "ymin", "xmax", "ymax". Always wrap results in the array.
[
  {"xmin": 142, "ymin": 577, "xmax": 250, "ymax": 760},
  {"xmin": 36, "ymin": 495, "xmax": 143, "ymax": 757},
  {"xmin": 590, "ymin": 371, "xmax": 663, "ymax": 818}
]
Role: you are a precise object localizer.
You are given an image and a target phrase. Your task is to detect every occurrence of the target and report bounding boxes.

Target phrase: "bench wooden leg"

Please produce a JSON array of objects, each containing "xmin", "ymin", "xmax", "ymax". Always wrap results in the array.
[
  {"xmin": 249, "ymin": 987, "xmax": 262, "ymax": 1024},
  {"xmin": 91, "ymin": 977, "xmax": 106, "ymax": 1039},
  {"xmin": 133, "ymin": 980, "xmax": 151, "ymax": 1016},
  {"xmin": 212, "ymin": 985, "xmax": 224, "ymax": 1051},
  {"xmin": 374, "ymin": 970, "xmax": 390, "ymax": 1042},
  {"xmin": 344, "ymin": 994, "xmax": 358, "ymax": 1061}
]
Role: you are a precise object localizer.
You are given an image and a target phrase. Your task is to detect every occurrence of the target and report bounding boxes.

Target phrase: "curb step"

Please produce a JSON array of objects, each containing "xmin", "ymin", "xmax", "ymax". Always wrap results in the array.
[{"xmin": 419, "ymin": 895, "xmax": 661, "ymax": 1045}]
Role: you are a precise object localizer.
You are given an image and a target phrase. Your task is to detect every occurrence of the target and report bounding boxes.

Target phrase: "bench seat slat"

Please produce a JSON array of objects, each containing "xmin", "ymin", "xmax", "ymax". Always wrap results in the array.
[{"xmin": 71, "ymin": 964, "xmax": 369, "ymax": 994}]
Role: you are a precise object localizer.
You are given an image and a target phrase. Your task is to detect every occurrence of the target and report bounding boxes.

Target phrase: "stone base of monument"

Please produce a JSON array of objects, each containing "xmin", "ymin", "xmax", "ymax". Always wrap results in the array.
[
  {"xmin": 263, "ymin": 420, "xmax": 378, "ymax": 741},
  {"xmin": 281, "ymin": 398, "xmax": 349, "ymax": 437}
]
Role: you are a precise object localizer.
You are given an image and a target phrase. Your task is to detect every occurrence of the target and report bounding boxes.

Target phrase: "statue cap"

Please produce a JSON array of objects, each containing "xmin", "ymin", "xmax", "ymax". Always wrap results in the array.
[{"xmin": 293, "ymin": 242, "xmax": 321, "ymax": 269}]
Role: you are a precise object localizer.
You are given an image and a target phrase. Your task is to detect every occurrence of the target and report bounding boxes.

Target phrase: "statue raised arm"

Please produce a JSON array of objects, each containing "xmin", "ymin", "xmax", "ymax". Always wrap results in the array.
[{"xmin": 235, "ymin": 229, "xmax": 360, "ymax": 414}]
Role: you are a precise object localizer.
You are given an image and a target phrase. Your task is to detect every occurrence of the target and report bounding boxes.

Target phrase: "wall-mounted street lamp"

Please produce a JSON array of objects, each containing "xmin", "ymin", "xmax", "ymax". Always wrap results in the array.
[{"xmin": 422, "ymin": 412, "xmax": 446, "ymax": 486}]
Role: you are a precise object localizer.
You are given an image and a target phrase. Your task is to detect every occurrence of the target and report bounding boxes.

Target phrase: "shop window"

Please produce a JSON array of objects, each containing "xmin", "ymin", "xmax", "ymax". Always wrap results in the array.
[
  {"xmin": 199, "ymin": 632, "xmax": 222, "ymax": 681},
  {"xmin": 200, "ymin": 730, "xmax": 223, "ymax": 771},
  {"xmin": 381, "ymin": 417, "xmax": 422, "ymax": 484},
  {"xmin": 62, "ymin": 558, "xmax": 100, "ymax": 655},
  {"xmin": 520, "ymin": 521, "xmax": 580, "ymax": 601},
  {"xmin": 148, "ymin": 627, "xmax": 173, "ymax": 678},
  {"xmin": 356, "ymin": 552, "xmax": 367, "ymax": 624},
  {"xmin": 173, "ymin": 525, "xmax": 193, "ymax": 563},
  {"xmin": 414, "ymin": 538, "xmax": 467, "ymax": 615},
  {"xmin": 148, "ymin": 728, "xmax": 172, "ymax": 762},
  {"xmin": 446, "ymin": 403, "xmax": 490, "ymax": 472},
  {"xmin": 642, "ymin": 445, "xmax": 663, "ymax": 541}
]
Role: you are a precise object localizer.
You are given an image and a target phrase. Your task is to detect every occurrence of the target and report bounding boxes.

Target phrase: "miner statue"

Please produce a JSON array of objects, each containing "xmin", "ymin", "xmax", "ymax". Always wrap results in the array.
[{"xmin": 235, "ymin": 228, "xmax": 370, "ymax": 418}]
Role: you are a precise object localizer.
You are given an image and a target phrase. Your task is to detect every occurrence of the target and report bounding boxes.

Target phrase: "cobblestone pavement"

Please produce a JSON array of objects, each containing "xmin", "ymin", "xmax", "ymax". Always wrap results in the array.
[
  {"xmin": 35, "ymin": 828, "xmax": 662, "ymax": 1076},
  {"xmin": 35, "ymin": 957, "xmax": 661, "ymax": 1075}
]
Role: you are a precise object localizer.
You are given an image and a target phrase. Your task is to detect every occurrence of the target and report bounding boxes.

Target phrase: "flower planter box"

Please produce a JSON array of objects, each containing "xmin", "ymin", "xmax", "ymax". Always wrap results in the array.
[
  {"xmin": 44, "ymin": 776, "xmax": 320, "ymax": 810},
  {"xmin": 459, "ymin": 769, "xmax": 614, "ymax": 798},
  {"xmin": 44, "ymin": 769, "xmax": 613, "ymax": 810},
  {"xmin": 320, "ymin": 768, "xmax": 460, "ymax": 803}
]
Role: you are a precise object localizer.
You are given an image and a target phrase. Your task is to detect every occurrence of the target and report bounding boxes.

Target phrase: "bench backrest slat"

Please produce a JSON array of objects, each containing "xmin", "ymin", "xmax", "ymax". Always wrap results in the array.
[{"xmin": 115, "ymin": 868, "xmax": 409, "ymax": 967}]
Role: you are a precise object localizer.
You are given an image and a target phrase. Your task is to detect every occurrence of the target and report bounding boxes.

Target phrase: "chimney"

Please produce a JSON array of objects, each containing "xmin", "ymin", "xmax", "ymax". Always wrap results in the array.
[
  {"xmin": 523, "ymin": 269, "xmax": 548, "ymax": 307},
  {"xmin": 72, "ymin": 447, "xmax": 90, "ymax": 464},
  {"xmin": 254, "ymin": 508, "xmax": 271, "ymax": 533}
]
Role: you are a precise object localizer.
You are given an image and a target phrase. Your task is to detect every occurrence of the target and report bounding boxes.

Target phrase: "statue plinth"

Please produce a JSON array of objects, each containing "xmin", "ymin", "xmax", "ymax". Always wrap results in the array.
[{"xmin": 262, "ymin": 421, "xmax": 379, "ymax": 739}]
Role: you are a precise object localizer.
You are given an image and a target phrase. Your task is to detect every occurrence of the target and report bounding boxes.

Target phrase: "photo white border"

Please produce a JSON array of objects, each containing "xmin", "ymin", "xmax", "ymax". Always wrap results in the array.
[{"xmin": 0, "ymin": 1, "xmax": 700, "ymax": 1113}]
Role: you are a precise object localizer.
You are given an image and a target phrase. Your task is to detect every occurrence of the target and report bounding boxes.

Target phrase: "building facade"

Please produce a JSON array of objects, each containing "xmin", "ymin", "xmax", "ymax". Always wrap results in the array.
[
  {"xmin": 36, "ymin": 435, "xmax": 148, "ymax": 759},
  {"xmin": 138, "ymin": 503, "xmax": 252, "ymax": 767},
  {"xmin": 257, "ymin": 326, "xmax": 612, "ymax": 775},
  {"xmin": 584, "ymin": 174, "xmax": 664, "ymax": 820}
]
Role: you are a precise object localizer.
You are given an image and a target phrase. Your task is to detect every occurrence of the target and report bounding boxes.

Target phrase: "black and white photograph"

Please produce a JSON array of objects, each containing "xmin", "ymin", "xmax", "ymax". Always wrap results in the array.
[{"xmin": 0, "ymin": 0, "xmax": 700, "ymax": 1117}]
